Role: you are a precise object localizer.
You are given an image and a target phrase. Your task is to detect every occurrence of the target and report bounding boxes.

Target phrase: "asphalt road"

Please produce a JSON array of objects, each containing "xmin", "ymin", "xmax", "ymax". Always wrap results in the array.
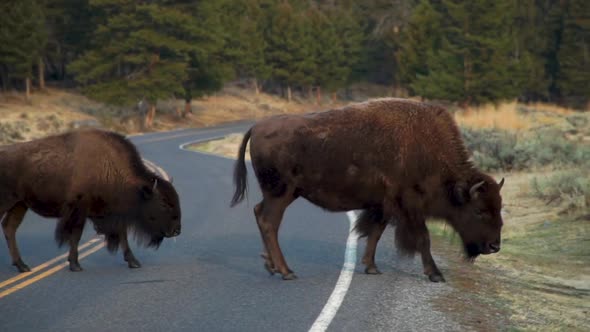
[{"xmin": 0, "ymin": 122, "xmax": 464, "ymax": 332}]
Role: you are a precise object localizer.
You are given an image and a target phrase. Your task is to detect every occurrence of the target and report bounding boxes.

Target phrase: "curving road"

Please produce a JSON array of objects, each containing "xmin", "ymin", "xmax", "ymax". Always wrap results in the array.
[{"xmin": 0, "ymin": 122, "xmax": 464, "ymax": 332}]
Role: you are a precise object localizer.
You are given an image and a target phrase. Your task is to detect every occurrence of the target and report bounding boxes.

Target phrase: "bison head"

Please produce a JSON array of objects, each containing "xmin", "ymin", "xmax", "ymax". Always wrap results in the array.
[
  {"xmin": 449, "ymin": 175, "xmax": 504, "ymax": 260},
  {"xmin": 135, "ymin": 176, "xmax": 181, "ymax": 247}
]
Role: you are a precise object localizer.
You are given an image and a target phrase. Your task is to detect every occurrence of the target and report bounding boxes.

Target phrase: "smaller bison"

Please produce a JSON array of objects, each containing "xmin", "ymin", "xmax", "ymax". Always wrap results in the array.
[
  {"xmin": 231, "ymin": 98, "xmax": 504, "ymax": 281},
  {"xmin": 0, "ymin": 129, "xmax": 181, "ymax": 273}
]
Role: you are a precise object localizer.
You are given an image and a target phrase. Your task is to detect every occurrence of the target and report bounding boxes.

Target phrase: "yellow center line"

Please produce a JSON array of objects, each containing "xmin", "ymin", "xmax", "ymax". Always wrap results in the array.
[
  {"xmin": 0, "ymin": 242, "xmax": 105, "ymax": 299},
  {"xmin": 0, "ymin": 237, "xmax": 102, "ymax": 290}
]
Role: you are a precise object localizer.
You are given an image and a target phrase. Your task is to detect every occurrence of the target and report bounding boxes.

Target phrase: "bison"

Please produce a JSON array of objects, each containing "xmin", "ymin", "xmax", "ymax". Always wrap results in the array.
[
  {"xmin": 0, "ymin": 129, "xmax": 181, "ymax": 273},
  {"xmin": 231, "ymin": 98, "xmax": 504, "ymax": 281}
]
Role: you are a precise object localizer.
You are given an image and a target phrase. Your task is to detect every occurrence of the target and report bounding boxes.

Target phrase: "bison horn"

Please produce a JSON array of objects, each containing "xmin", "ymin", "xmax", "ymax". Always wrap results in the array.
[
  {"xmin": 469, "ymin": 180, "xmax": 486, "ymax": 199},
  {"xmin": 152, "ymin": 178, "xmax": 158, "ymax": 191},
  {"xmin": 498, "ymin": 178, "xmax": 505, "ymax": 190}
]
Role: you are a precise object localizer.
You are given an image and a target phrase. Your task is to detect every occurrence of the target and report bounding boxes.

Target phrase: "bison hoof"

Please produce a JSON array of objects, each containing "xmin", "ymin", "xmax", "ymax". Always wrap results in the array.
[
  {"xmin": 69, "ymin": 262, "xmax": 83, "ymax": 272},
  {"xmin": 282, "ymin": 272, "xmax": 297, "ymax": 281},
  {"xmin": 428, "ymin": 273, "xmax": 445, "ymax": 283},
  {"xmin": 365, "ymin": 266, "xmax": 382, "ymax": 275},
  {"xmin": 264, "ymin": 262, "xmax": 276, "ymax": 276},
  {"xmin": 14, "ymin": 260, "xmax": 31, "ymax": 273},
  {"xmin": 127, "ymin": 259, "xmax": 142, "ymax": 269}
]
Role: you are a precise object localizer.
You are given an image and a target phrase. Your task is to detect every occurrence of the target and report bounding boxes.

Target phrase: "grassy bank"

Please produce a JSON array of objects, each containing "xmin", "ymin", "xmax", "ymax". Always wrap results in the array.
[{"xmin": 436, "ymin": 105, "xmax": 589, "ymax": 330}]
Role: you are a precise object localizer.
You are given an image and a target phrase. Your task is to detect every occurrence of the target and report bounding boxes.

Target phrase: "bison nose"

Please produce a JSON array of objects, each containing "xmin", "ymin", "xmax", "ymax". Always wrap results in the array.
[{"xmin": 489, "ymin": 243, "xmax": 500, "ymax": 253}]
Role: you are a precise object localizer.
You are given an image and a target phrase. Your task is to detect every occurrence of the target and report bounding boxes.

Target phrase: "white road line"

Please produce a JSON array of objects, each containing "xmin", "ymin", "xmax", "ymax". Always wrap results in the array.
[{"xmin": 309, "ymin": 211, "xmax": 359, "ymax": 332}]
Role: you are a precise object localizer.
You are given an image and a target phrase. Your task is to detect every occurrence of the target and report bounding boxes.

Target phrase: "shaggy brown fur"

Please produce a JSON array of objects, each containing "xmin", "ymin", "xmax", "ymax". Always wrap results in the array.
[
  {"xmin": 231, "ymin": 98, "xmax": 504, "ymax": 282},
  {"xmin": 0, "ymin": 129, "xmax": 181, "ymax": 273}
]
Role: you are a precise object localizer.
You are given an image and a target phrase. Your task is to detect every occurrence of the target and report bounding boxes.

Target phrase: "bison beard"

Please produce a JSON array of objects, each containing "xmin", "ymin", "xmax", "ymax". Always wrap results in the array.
[
  {"xmin": 465, "ymin": 243, "xmax": 482, "ymax": 260},
  {"xmin": 92, "ymin": 218, "xmax": 164, "ymax": 252},
  {"xmin": 231, "ymin": 98, "xmax": 504, "ymax": 282}
]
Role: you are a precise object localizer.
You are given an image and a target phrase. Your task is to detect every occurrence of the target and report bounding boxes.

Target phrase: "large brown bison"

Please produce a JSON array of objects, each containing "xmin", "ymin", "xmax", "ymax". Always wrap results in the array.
[
  {"xmin": 231, "ymin": 98, "xmax": 504, "ymax": 282},
  {"xmin": 0, "ymin": 129, "xmax": 181, "ymax": 273}
]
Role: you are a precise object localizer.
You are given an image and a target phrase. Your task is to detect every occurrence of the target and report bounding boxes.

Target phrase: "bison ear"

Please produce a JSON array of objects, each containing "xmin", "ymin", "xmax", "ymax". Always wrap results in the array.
[{"xmin": 140, "ymin": 185, "xmax": 154, "ymax": 200}]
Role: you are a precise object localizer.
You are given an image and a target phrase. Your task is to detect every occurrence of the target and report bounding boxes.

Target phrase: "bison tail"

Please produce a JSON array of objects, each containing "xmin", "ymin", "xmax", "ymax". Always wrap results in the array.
[
  {"xmin": 352, "ymin": 208, "xmax": 384, "ymax": 237},
  {"xmin": 230, "ymin": 128, "xmax": 252, "ymax": 207}
]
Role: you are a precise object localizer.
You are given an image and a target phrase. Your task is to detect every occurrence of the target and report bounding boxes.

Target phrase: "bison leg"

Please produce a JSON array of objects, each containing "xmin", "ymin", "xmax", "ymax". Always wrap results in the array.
[
  {"xmin": 415, "ymin": 222, "xmax": 445, "ymax": 282},
  {"xmin": 355, "ymin": 208, "xmax": 387, "ymax": 275},
  {"xmin": 361, "ymin": 221, "xmax": 387, "ymax": 275},
  {"xmin": 67, "ymin": 222, "xmax": 86, "ymax": 272},
  {"xmin": 254, "ymin": 202, "xmax": 275, "ymax": 275},
  {"xmin": 1, "ymin": 203, "xmax": 30, "ymax": 273},
  {"xmin": 56, "ymin": 205, "xmax": 87, "ymax": 271},
  {"xmin": 255, "ymin": 193, "xmax": 296, "ymax": 280},
  {"xmin": 119, "ymin": 228, "xmax": 141, "ymax": 268}
]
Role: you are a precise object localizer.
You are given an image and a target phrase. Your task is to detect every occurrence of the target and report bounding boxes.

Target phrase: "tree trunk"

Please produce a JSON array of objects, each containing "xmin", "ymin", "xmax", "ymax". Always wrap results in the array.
[
  {"xmin": 287, "ymin": 85, "xmax": 292, "ymax": 103},
  {"xmin": 184, "ymin": 99, "xmax": 192, "ymax": 118},
  {"xmin": 150, "ymin": 105, "xmax": 156, "ymax": 127},
  {"xmin": 463, "ymin": 18, "xmax": 472, "ymax": 105},
  {"xmin": 0, "ymin": 65, "xmax": 7, "ymax": 91},
  {"xmin": 253, "ymin": 78, "xmax": 260, "ymax": 95},
  {"xmin": 316, "ymin": 86, "xmax": 322, "ymax": 105},
  {"xmin": 145, "ymin": 104, "xmax": 156, "ymax": 128},
  {"xmin": 331, "ymin": 92, "xmax": 337, "ymax": 104},
  {"xmin": 25, "ymin": 77, "xmax": 31, "ymax": 101},
  {"xmin": 38, "ymin": 57, "xmax": 45, "ymax": 90},
  {"xmin": 57, "ymin": 43, "xmax": 65, "ymax": 80}
]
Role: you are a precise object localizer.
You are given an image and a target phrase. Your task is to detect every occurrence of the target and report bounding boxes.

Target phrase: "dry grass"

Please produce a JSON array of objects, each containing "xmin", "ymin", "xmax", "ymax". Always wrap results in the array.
[
  {"xmin": 188, "ymin": 133, "xmax": 249, "ymax": 160},
  {"xmin": 186, "ymin": 133, "xmax": 248, "ymax": 159},
  {"xmin": 185, "ymin": 86, "xmax": 345, "ymax": 127},
  {"xmin": 0, "ymin": 89, "xmax": 100, "ymax": 143},
  {"xmin": 453, "ymin": 101, "xmax": 578, "ymax": 131},
  {"xmin": 0, "ymin": 86, "xmax": 347, "ymax": 145},
  {"xmin": 430, "ymin": 170, "xmax": 590, "ymax": 331},
  {"xmin": 486, "ymin": 172, "xmax": 589, "ymax": 330}
]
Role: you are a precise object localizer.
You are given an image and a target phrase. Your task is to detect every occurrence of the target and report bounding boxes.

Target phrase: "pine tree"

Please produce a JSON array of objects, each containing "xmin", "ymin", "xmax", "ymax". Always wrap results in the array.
[
  {"xmin": 509, "ymin": 0, "xmax": 551, "ymax": 102},
  {"xmin": 43, "ymin": 0, "xmax": 96, "ymax": 82},
  {"xmin": 308, "ymin": 6, "xmax": 343, "ymax": 102},
  {"xmin": 330, "ymin": 7, "xmax": 363, "ymax": 97},
  {"xmin": 264, "ymin": 1, "xmax": 315, "ymax": 101},
  {"xmin": 0, "ymin": 0, "xmax": 47, "ymax": 97},
  {"xmin": 349, "ymin": 0, "xmax": 417, "ymax": 85},
  {"xmin": 398, "ymin": 0, "xmax": 442, "ymax": 94},
  {"xmin": 69, "ymin": 0, "xmax": 221, "ymax": 126},
  {"xmin": 220, "ymin": 0, "xmax": 270, "ymax": 94},
  {"xmin": 178, "ymin": 0, "xmax": 229, "ymax": 116},
  {"xmin": 406, "ymin": 0, "xmax": 517, "ymax": 105},
  {"xmin": 556, "ymin": 0, "xmax": 590, "ymax": 108}
]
